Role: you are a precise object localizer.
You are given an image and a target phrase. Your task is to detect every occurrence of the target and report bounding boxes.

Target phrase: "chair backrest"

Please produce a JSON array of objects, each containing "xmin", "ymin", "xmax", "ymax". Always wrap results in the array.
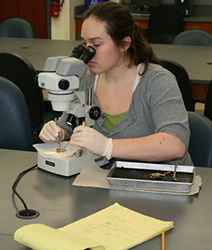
[
  {"xmin": 173, "ymin": 29, "xmax": 212, "ymax": 46},
  {"xmin": 0, "ymin": 18, "xmax": 35, "ymax": 38},
  {"xmin": 204, "ymin": 79, "xmax": 212, "ymax": 121},
  {"xmin": 147, "ymin": 4, "xmax": 184, "ymax": 44},
  {"xmin": 188, "ymin": 111, "xmax": 212, "ymax": 168},
  {"xmin": 0, "ymin": 52, "xmax": 43, "ymax": 129},
  {"xmin": 161, "ymin": 60, "xmax": 194, "ymax": 111},
  {"xmin": 0, "ymin": 77, "xmax": 34, "ymax": 151}
]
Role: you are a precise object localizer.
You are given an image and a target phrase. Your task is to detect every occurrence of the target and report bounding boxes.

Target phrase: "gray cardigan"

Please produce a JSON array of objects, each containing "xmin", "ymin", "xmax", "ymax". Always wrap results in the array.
[{"xmin": 59, "ymin": 63, "xmax": 193, "ymax": 166}]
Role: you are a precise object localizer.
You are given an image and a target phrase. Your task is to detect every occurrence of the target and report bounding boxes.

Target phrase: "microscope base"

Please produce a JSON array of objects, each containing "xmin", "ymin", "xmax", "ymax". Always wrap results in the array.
[{"xmin": 37, "ymin": 152, "xmax": 108, "ymax": 177}]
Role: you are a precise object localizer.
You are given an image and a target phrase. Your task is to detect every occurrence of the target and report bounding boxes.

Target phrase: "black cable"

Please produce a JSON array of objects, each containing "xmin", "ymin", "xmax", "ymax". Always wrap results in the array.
[{"xmin": 12, "ymin": 164, "xmax": 38, "ymax": 216}]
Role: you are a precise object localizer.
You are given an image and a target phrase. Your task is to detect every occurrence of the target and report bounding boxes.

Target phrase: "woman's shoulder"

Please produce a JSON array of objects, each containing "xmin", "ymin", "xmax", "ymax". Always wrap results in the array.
[
  {"xmin": 145, "ymin": 63, "xmax": 173, "ymax": 77},
  {"xmin": 141, "ymin": 63, "xmax": 176, "ymax": 85},
  {"xmin": 135, "ymin": 62, "xmax": 179, "ymax": 98}
]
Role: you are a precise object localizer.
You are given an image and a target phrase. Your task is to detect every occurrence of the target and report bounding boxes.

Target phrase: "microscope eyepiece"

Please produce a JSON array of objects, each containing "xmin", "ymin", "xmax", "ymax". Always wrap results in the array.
[
  {"xmin": 70, "ymin": 44, "xmax": 85, "ymax": 58},
  {"xmin": 69, "ymin": 44, "xmax": 96, "ymax": 63},
  {"xmin": 79, "ymin": 46, "xmax": 96, "ymax": 64}
]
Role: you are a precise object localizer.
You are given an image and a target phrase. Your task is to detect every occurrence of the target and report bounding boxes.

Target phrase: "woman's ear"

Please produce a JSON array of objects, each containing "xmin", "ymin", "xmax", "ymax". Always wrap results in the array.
[{"xmin": 121, "ymin": 36, "xmax": 131, "ymax": 52}]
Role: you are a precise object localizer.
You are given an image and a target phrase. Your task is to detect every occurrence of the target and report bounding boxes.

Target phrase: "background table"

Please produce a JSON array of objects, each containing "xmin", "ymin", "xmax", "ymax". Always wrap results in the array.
[
  {"xmin": 152, "ymin": 44, "xmax": 212, "ymax": 101},
  {"xmin": 0, "ymin": 38, "xmax": 80, "ymax": 72},
  {"xmin": 0, "ymin": 148, "xmax": 212, "ymax": 250},
  {"xmin": 1, "ymin": 37, "xmax": 211, "ymax": 101}
]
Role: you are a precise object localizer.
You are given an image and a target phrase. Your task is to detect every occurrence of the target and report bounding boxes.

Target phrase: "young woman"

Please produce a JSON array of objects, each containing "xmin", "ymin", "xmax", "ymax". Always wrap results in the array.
[{"xmin": 39, "ymin": 2, "xmax": 193, "ymax": 165}]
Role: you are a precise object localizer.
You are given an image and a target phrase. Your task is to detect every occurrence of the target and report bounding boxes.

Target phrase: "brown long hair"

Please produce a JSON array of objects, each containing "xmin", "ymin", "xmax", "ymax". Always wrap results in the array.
[{"xmin": 82, "ymin": 1, "xmax": 161, "ymax": 74}]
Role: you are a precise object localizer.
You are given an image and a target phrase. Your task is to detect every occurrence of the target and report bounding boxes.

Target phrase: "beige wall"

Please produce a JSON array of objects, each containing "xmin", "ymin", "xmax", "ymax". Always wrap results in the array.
[{"xmin": 51, "ymin": 0, "xmax": 84, "ymax": 40}]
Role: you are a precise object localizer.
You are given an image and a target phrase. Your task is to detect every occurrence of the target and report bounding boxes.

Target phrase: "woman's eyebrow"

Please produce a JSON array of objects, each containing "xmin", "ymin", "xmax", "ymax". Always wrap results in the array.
[{"xmin": 81, "ymin": 37, "xmax": 103, "ymax": 42}]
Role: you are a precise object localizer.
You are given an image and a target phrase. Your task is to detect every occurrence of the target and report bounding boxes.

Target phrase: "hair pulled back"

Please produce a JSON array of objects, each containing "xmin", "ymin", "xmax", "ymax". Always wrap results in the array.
[{"xmin": 82, "ymin": 1, "xmax": 160, "ymax": 73}]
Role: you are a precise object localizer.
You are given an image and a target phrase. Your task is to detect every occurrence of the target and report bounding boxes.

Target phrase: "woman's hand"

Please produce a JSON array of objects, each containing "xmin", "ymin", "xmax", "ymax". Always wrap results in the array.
[
  {"xmin": 39, "ymin": 120, "xmax": 65, "ymax": 143},
  {"xmin": 70, "ymin": 126, "xmax": 113, "ymax": 160}
]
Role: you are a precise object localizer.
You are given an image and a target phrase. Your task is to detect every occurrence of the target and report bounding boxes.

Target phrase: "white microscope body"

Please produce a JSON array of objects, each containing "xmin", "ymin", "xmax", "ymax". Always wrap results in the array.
[
  {"xmin": 37, "ymin": 45, "xmax": 106, "ymax": 177},
  {"xmin": 38, "ymin": 44, "xmax": 100, "ymax": 127}
]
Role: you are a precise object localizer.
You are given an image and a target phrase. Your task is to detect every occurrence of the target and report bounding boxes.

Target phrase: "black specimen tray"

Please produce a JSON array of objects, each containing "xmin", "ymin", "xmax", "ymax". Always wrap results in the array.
[{"xmin": 107, "ymin": 161, "xmax": 195, "ymax": 193}]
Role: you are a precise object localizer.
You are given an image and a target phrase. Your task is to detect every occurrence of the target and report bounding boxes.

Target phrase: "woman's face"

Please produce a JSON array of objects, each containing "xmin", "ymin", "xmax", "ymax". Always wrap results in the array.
[{"xmin": 81, "ymin": 16, "xmax": 124, "ymax": 74}]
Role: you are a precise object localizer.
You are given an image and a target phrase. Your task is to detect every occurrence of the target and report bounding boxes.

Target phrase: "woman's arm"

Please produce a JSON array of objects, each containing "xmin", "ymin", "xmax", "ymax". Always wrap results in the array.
[
  {"xmin": 70, "ymin": 126, "xmax": 187, "ymax": 162},
  {"xmin": 112, "ymin": 132, "xmax": 186, "ymax": 162}
]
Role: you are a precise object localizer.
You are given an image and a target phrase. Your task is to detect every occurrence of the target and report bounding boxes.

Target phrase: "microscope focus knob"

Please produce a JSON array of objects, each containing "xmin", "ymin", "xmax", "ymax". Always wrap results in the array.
[
  {"xmin": 58, "ymin": 79, "xmax": 70, "ymax": 90},
  {"xmin": 89, "ymin": 106, "xmax": 101, "ymax": 120}
]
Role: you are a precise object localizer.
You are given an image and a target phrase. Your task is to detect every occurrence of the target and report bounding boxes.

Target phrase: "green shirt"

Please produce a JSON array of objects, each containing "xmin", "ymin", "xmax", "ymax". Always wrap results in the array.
[{"xmin": 103, "ymin": 112, "xmax": 127, "ymax": 132}]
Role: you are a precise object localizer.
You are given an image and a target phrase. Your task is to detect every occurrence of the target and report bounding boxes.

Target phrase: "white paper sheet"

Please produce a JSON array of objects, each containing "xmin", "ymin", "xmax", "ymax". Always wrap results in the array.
[{"xmin": 33, "ymin": 142, "xmax": 81, "ymax": 159}]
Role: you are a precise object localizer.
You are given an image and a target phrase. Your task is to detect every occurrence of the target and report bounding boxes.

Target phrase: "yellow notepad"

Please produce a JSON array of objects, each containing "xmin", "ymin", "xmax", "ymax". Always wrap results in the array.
[{"xmin": 14, "ymin": 203, "xmax": 174, "ymax": 250}]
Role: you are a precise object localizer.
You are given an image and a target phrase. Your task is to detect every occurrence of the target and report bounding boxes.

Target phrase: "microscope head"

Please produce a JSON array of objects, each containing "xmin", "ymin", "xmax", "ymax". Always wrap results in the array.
[{"xmin": 38, "ymin": 45, "xmax": 96, "ymax": 111}]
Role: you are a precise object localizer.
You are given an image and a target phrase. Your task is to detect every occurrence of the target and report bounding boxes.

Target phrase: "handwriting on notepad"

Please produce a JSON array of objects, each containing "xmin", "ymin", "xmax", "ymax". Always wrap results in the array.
[{"xmin": 59, "ymin": 203, "xmax": 174, "ymax": 250}]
